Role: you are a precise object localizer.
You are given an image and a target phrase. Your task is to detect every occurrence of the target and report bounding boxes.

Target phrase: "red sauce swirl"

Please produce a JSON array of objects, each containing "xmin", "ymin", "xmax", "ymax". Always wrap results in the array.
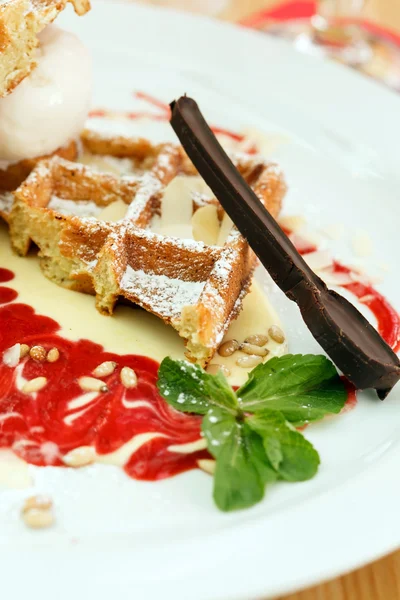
[{"xmin": 0, "ymin": 269, "xmax": 206, "ymax": 480}]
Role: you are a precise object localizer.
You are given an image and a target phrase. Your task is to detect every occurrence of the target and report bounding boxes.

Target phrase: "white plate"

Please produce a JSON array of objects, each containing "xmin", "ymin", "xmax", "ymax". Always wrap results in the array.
[{"xmin": 1, "ymin": 2, "xmax": 400, "ymax": 599}]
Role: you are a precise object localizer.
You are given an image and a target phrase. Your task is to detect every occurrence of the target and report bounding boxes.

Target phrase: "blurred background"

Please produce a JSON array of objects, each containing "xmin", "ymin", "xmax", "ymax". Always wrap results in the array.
[
  {"xmin": 129, "ymin": 0, "xmax": 400, "ymax": 92},
  {"xmin": 127, "ymin": 0, "xmax": 398, "ymax": 24}
]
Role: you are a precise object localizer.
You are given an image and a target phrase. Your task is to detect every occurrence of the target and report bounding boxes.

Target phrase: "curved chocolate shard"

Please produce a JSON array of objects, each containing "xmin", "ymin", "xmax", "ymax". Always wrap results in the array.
[{"xmin": 170, "ymin": 96, "xmax": 400, "ymax": 398}]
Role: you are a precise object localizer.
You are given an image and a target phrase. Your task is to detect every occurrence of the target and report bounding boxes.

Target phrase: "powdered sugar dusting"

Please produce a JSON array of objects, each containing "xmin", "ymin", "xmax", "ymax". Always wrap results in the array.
[
  {"xmin": 191, "ymin": 191, "xmax": 213, "ymax": 208},
  {"xmin": 124, "ymin": 173, "xmax": 162, "ymax": 222},
  {"xmin": 0, "ymin": 192, "xmax": 14, "ymax": 215},
  {"xmin": 48, "ymin": 196, "xmax": 102, "ymax": 218},
  {"xmin": 118, "ymin": 223, "xmax": 210, "ymax": 253},
  {"xmin": 120, "ymin": 266, "xmax": 205, "ymax": 319},
  {"xmin": 153, "ymin": 145, "xmax": 177, "ymax": 179},
  {"xmin": 25, "ymin": 160, "xmax": 52, "ymax": 184},
  {"xmin": 213, "ymin": 253, "xmax": 235, "ymax": 282}
]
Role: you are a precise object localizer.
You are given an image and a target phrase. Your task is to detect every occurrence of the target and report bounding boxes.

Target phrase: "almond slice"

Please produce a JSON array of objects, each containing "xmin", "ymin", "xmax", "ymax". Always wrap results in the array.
[
  {"xmin": 217, "ymin": 212, "xmax": 233, "ymax": 246},
  {"xmin": 304, "ymin": 250, "xmax": 333, "ymax": 271},
  {"xmin": 97, "ymin": 199, "xmax": 128, "ymax": 222},
  {"xmin": 192, "ymin": 205, "xmax": 220, "ymax": 245}
]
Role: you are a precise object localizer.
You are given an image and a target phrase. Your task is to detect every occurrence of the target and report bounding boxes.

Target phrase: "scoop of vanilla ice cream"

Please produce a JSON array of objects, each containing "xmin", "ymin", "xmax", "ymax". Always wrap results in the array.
[{"xmin": 0, "ymin": 25, "xmax": 92, "ymax": 163}]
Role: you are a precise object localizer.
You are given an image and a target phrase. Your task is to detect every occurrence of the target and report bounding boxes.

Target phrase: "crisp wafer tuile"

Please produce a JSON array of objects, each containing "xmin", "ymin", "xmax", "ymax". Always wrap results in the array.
[{"xmin": 0, "ymin": 0, "xmax": 90, "ymax": 99}]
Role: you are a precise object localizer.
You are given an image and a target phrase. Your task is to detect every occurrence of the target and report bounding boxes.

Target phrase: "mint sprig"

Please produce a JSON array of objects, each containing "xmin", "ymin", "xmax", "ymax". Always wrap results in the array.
[
  {"xmin": 238, "ymin": 354, "xmax": 346, "ymax": 426},
  {"xmin": 157, "ymin": 354, "xmax": 347, "ymax": 512}
]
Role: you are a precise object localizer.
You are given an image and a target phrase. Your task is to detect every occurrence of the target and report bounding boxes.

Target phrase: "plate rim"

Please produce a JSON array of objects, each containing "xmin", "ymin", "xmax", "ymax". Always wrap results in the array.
[{"xmin": 3, "ymin": 3, "xmax": 400, "ymax": 599}]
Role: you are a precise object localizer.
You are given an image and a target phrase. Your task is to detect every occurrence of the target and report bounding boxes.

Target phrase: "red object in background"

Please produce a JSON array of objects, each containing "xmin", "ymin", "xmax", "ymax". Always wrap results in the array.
[
  {"xmin": 241, "ymin": 0, "xmax": 400, "ymax": 48},
  {"xmin": 241, "ymin": 0, "xmax": 314, "ymax": 24}
]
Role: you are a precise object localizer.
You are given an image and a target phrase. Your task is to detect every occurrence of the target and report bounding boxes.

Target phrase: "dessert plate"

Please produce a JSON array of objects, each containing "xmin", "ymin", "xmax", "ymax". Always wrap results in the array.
[{"xmin": 1, "ymin": 2, "xmax": 400, "ymax": 599}]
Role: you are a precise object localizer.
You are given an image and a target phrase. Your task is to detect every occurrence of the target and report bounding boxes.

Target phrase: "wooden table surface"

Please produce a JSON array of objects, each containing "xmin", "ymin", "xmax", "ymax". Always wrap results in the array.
[{"xmin": 133, "ymin": 1, "xmax": 400, "ymax": 598}]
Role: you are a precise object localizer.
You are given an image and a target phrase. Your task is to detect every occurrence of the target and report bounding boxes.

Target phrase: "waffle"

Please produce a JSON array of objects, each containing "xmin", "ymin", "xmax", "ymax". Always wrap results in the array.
[
  {"xmin": 0, "ymin": 140, "xmax": 79, "ymax": 218},
  {"xmin": 8, "ymin": 132, "xmax": 286, "ymax": 364},
  {"xmin": 0, "ymin": 0, "xmax": 90, "ymax": 98},
  {"xmin": 0, "ymin": 125, "xmax": 156, "ymax": 221}
]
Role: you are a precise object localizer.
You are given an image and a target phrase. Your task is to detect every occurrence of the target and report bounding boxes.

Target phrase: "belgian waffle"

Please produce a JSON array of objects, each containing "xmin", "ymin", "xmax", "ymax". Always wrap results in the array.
[
  {"xmin": 0, "ymin": 0, "xmax": 90, "ymax": 98},
  {"xmin": 0, "ymin": 140, "xmax": 79, "ymax": 207},
  {"xmin": 8, "ymin": 132, "xmax": 286, "ymax": 364}
]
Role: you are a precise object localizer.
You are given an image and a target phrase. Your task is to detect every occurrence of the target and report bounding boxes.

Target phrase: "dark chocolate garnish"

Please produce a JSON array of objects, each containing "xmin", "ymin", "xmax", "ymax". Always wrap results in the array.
[{"xmin": 170, "ymin": 96, "xmax": 400, "ymax": 398}]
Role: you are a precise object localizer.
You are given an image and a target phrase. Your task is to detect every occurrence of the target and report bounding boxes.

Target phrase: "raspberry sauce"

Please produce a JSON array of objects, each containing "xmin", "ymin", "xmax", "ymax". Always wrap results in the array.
[
  {"xmin": 0, "ymin": 268, "xmax": 207, "ymax": 480},
  {"xmin": 89, "ymin": 91, "xmax": 249, "ymax": 145}
]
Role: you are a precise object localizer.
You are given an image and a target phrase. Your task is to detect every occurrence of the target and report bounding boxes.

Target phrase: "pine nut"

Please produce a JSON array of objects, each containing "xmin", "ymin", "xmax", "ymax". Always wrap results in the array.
[
  {"xmin": 62, "ymin": 446, "xmax": 96, "ymax": 468},
  {"xmin": 92, "ymin": 361, "xmax": 117, "ymax": 378},
  {"xmin": 241, "ymin": 343, "xmax": 269, "ymax": 357},
  {"xmin": 197, "ymin": 459, "xmax": 216, "ymax": 475},
  {"xmin": 29, "ymin": 346, "xmax": 46, "ymax": 362},
  {"xmin": 20, "ymin": 344, "xmax": 30, "ymax": 358},
  {"xmin": 22, "ymin": 496, "xmax": 54, "ymax": 530},
  {"xmin": 206, "ymin": 363, "xmax": 231, "ymax": 377},
  {"xmin": 268, "ymin": 325, "xmax": 285, "ymax": 344},
  {"xmin": 47, "ymin": 348, "xmax": 60, "ymax": 363},
  {"xmin": 23, "ymin": 495, "xmax": 52, "ymax": 513},
  {"xmin": 22, "ymin": 377, "xmax": 47, "ymax": 394},
  {"xmin": 217, "ymin": 339, "xmax": 239, "ymax": 357},
  {"xmin": 244, "ymin": 334, "xmax": 268, "ymax": 347},
  {"xmin": 120, "ymin": 367, "xmax": 137, "ymax": 389},
  {"xmin": 78, "ymin": 376, "xmax": 108, "ymax": 393},
  {"xmin": 236, "ymin": 355, "xmax": 263, "ymax": 369},
  {"xmin": 22, "ymin": 509, "xmax": 54, "ymax": 529}
]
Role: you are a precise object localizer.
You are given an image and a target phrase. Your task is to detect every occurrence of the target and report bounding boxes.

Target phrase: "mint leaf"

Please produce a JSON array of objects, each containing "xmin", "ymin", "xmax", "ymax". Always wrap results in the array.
[
  {"xmin": 157, "ymin": 357, "xmax": 238, "ymax": 415},
  {"xmin": 246, "ymin": 425, "xmax": 279, "ymax": 486},
  {"xmin": 238, "ymin": 354, "xmax": 346, "ymax": 426},
  {"xmin": 203, "ymin": 408, "xmax": 276, "ymax": 511},
  {"xmin": 246, "ymin": 409, "xmax": 320, "ymax": 481},
  {"xmin": 202, "ymin": 407, "xmax": 236, "ymax": 458},
  {"xmin": 262, "ymin": 436, "xmax": 283, "ymax": 471}
]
